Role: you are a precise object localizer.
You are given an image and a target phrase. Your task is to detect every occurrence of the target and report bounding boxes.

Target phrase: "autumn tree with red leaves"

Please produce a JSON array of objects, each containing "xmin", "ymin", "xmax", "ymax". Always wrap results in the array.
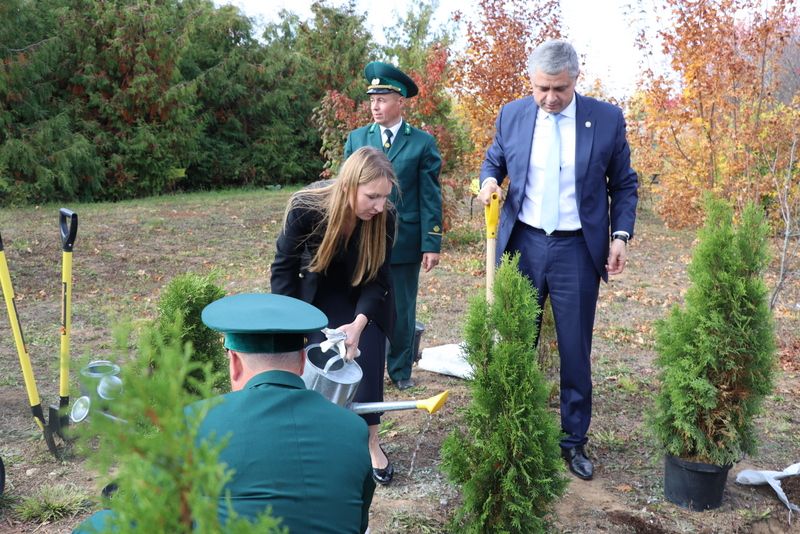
[{"xmin": 452, "ymin": 0, "xmax": 562, "ymax": 170}]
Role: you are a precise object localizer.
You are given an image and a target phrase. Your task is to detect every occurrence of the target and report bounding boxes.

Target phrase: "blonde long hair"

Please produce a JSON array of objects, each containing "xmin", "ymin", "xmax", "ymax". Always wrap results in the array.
[{"xmin": 284, "ymin": 147, "xmax": 397, "ymax": 286}]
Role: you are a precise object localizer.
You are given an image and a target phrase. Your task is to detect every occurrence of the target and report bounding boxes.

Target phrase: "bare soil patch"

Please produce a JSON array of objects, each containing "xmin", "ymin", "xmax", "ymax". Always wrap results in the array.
[
  {"xmin": 0, "ymin": 192, "xmax": 798, "ymax": 533},
  {"xmin": 783, "ymin": 476, "xmax": 800, "ymax": 508}
]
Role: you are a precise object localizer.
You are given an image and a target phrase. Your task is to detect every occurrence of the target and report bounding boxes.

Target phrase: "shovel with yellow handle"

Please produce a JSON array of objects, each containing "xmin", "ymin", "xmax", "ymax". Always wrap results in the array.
[
  {"xmin": 0, "ymin": 208, "xmax": 78, "ymax": 459},
  {"xmin": 484, "ymin": 192, "xmax": 501, "ymax": 303}
]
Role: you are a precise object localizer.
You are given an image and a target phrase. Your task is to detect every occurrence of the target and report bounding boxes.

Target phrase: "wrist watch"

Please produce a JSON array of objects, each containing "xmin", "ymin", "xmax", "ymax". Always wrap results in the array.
[{"xmin": 612, "ymin": 232, "xmax": 629, "ymax": 244}]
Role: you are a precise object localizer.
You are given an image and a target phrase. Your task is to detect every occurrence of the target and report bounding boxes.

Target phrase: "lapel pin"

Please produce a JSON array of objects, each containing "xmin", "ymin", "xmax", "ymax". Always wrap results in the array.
[{"xmin": 585, "ymin": 121, "xmax": 592, "ymax": 128}]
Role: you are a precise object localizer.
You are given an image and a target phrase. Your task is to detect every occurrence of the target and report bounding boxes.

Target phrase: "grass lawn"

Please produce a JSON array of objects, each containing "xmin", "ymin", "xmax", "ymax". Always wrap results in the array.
[{"xmin": 0, "ymin": 188, "xmax": 798, "ymax": 533}]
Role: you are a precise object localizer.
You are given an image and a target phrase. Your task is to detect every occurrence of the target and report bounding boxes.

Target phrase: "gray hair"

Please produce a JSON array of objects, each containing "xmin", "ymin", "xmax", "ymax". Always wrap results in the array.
[
  {"xmin": 527, "ymin": 40, "xmax": 580, "ymax": 79},
  {"xmin": 239, "ymin": 349, "xmax": 303, "ymax": 369}
]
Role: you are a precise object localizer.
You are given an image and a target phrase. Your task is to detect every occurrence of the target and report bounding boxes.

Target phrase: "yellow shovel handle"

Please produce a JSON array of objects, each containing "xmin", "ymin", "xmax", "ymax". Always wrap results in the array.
[
  {"xmin": 58, "ymin": 208, "xmax": 77, "ymax": 402},
  {"xmin": 0, "ymin": 243, "xmax": 43, "ymax": 427},
  {"xmin": 485, "ymin": 193, "xmax": 500, "ymax": 302},
  {"xmin": 484, "ymin": 193, "xmax": 500, "ymax": 239}
]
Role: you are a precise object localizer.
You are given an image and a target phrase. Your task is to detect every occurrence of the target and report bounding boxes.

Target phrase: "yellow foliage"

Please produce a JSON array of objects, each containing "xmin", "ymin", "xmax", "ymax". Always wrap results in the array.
[{"xmin": 630, "ymin": 0, "xmax": 798, "ymax": 228}]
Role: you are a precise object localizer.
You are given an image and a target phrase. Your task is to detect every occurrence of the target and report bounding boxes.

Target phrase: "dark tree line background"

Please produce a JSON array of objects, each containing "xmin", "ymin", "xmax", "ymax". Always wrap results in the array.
[{"xmin": 0, "ymin": 0, "xmax": 464, "ymax": 205}]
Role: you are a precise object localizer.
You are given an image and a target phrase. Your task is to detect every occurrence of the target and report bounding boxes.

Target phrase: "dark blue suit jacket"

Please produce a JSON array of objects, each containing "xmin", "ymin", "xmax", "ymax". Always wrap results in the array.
[{"xmin": 480, "ymin": 94, "xmax": 638, "ymax": 281}]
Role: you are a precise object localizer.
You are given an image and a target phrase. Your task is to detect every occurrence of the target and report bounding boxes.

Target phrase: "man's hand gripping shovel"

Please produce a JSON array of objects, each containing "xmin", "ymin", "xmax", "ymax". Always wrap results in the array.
[{"xmin": 0, "ymin": 209, "xmax": 78, "ymax": 459}]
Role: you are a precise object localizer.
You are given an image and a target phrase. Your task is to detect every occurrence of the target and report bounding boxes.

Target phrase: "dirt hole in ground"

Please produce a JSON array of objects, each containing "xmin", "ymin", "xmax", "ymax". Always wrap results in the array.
[{"xmin": 607, "ymin": 510, "xmax": 675, "ymax": 534}]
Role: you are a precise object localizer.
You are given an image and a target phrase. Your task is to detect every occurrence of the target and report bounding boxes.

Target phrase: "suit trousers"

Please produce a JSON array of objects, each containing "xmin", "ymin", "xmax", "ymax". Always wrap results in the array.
[
  {"xmin": 387, "ymin": 262, "xmax": 421, "ymax": 382},
  {"xmin": 507, "ymin": 222, "xmax": 600, "ymax": 448}
]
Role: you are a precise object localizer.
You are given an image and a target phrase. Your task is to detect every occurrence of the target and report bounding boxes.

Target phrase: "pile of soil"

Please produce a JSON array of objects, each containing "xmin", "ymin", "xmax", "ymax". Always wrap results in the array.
[{"xmin": 782, "ymin": 475, "xmax": 800, "ymax": 506}]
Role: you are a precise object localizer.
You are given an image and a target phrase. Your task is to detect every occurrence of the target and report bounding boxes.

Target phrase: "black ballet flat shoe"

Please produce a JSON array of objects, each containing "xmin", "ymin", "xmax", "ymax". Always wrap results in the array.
[
  {"xmin": 101, "ymin": 482, "xmax": 119, "ymax": 499},
  {"xmin": 371, "ymin": 446, "xmax": 394, "ymax": 485},
  {"xmin": 372, "ymin": 462, "xmax": 394, "ymax": 485}
]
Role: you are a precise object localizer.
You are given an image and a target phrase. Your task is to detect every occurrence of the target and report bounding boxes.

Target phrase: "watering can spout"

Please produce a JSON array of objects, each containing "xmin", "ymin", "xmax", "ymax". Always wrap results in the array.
[
  {"xmin": 416, "ymin": 390, "xmax": 448, "ymax": 414},
  {"xmin": 348, "ymin": 390, "xmax": 449, "ymax": 415}
]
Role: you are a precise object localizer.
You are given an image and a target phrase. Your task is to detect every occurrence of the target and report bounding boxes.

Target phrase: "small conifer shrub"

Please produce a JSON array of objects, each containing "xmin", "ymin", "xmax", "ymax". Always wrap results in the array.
[
  {"xmin": 441, "ymin": 253, "xmax": 567, "ymax": 533},
  {"xmin": 650, "ymin": 198, "xmax": 776, "ymax": 466},
  {"xmin": 155, "ymin": 272, "xmax": 227, "ymax": 393}
]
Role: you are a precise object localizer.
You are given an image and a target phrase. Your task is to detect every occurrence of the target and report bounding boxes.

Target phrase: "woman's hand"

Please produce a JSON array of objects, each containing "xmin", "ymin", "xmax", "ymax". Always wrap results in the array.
[{"xmin": 338, "ymin": 314, "xmax": 369, "ymax": 361}]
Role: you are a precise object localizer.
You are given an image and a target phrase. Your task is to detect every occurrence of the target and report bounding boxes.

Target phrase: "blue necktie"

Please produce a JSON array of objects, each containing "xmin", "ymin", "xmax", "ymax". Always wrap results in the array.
[
  {"xmin": 383, "ymin": 129, "xmax": 393, "ymax": 152},
  {"xmin": 541, "ymin": 113, "xmax": 562, "ymax": 234}
]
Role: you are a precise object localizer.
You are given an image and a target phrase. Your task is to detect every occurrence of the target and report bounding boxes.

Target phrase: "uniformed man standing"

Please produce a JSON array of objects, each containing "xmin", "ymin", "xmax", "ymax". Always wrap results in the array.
[{"xmin": 344, "ymin": 62, "xmax": 443, "ymax": 391}]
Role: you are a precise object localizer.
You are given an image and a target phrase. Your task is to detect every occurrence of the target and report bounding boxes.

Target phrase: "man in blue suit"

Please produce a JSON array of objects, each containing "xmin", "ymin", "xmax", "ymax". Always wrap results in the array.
[{"xmin": 477, "ymin": 40, "xmax": 638, "ymax": 481}]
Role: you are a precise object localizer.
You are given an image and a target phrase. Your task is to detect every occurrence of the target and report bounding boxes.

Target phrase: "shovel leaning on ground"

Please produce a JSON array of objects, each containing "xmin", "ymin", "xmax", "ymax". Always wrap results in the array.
[
  {"xmin": 416, "ymin": 191, "xmax": 501, "ymax": 380},
  {"xmin": 0, "ymin": 208, "xmax": 78, "ymax": 459}
]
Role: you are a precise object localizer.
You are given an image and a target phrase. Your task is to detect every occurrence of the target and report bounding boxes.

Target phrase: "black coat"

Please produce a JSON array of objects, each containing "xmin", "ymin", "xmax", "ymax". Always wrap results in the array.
[{"xmin": 270, "ymin": 205, "xmax": 396, "ymax": 337}]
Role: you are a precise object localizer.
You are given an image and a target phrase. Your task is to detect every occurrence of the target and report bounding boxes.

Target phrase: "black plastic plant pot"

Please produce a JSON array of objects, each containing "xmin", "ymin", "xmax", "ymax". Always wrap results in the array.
[
  {"xmin": 664, "ymin": 454, "xmax": 731, "ymax": 511},
  {"xmin": 413, "ymin": 321, "xmax": 425, "ymax": 363}
]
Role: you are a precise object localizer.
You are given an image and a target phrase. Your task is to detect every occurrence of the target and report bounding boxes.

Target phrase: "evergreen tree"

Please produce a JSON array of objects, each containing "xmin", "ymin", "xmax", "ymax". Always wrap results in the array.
[
  {"xmin": 0, "ymin": 0, "xmax": 104, "ymax": 203},
  {"xmin": 0, "ymin": 0, "xmax": 200, "ymax": 203},
  {"xmin": 650, "ymin": 197, "xmax": 776, "ymax": 466},
  {"xmin": 295, "ymin": 1, "xmax": 376, "ymax": 102},
  {"xmin": 180, "ymin": 5, "xmax": 322, "ymax": 187},
  {"xmin": 441, "ymin": 253, "xmax": 567, "ymax": 533},
  {"xmin": 155, "ymin": 272, "xmax": 227, "ymax": 394}
]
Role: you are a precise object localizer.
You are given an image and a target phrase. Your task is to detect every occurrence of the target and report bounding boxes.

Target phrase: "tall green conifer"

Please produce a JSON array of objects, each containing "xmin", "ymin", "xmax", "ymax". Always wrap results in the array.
[
  {"xmin": 441, "ymin": 253, "xmax": 567, "ymax": 533},
  {"xmin": 76, "ymin": 322, "xmax": 285, "ymax": 533},
  {"xmin": 650, "ymin": 197, "xmax": 776, "ymax": 466}
]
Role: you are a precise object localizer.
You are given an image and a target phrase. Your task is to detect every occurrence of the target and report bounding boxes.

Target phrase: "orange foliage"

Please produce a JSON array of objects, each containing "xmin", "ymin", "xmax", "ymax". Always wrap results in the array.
[
  {"xmin": 452, "ymin": 0, "xmax": 562, "ymax": 170},
  {"xmin": 631, "ymin": 0, "xmax": 798, "ymax": 227}
]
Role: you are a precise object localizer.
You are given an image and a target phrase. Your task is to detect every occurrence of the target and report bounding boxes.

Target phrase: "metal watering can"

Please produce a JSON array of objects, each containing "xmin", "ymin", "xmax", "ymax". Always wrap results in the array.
[
  {"xmin": 301, "ymin": 343, "xmax": 448, "ymax": 415},
  {"xmin": 69, "ymin": 338, "xmax": 450, "ymax": 423},
  {"xmin": 69, "ymin": 360, "xmax": 126, "ymax": 424}
]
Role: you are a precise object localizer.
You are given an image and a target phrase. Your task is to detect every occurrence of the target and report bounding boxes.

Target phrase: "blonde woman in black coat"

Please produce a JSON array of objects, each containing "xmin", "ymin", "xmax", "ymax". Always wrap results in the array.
[{"xmin": 271, "ymin": 146, "xmax": 398, "ymax": 485}]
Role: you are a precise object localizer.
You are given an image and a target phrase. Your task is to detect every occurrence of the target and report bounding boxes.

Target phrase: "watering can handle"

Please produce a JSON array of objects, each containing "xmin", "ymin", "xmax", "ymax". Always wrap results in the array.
[{"xmin": 59, "ymin": 208, "xmax": 78, "ymax": 252}]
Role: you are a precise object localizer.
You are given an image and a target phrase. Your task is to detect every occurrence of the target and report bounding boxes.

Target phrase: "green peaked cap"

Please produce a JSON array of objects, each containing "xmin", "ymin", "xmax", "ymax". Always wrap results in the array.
[
  {"xmin": 364, "ymin": 61, "xmax": 418, "ymax": 98},
  {"xmin": 202, "ymin": 293, "xmax": 328, "ymax": 353}
]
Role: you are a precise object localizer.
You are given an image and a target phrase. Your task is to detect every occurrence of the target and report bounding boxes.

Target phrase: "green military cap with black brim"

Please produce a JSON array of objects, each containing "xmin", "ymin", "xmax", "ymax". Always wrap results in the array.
[
  {"xmin": 365, "ymin": 61, "xmax": 418, "ymax": 98},
  {"xmin": 202, "ymin": 293, "xmax": 328, "ymax": 354}
]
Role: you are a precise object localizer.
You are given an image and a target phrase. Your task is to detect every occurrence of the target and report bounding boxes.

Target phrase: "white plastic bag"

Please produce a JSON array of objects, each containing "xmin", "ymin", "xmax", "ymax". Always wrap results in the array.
[
  {"xmin": 736, "ymin": 462, "xmax": 800, "ymax": 517},
  {"xmin": 417, "ymin": 343, "xmax": 474, "ymax": 379}
]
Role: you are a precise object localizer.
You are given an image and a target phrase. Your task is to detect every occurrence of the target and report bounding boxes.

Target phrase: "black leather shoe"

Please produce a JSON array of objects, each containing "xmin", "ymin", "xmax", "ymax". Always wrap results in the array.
[
  {"xmin": 371, "ymin": 446, "xmax": 394, "ymax": 485},
  {"xmin": 101, "ymin": 482, "xmax": 119, "ymax": 498},
  {"xmin": 561, "ymin": 445, "xmax": 594, "ymax": 480},
  {"xmin": 395, "ymin": 378, "xmax": 415, "ymax": 390}
]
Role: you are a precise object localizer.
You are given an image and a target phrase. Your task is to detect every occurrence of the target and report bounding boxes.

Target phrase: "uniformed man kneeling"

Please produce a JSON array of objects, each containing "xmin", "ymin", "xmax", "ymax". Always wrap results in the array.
[
  {"xmin": 194, "ymin": 293, "xmax": 375, "ymax": 532},
  {"xmin": 74, "ymin": 293, "xmax": 375, "ymax": 534}
]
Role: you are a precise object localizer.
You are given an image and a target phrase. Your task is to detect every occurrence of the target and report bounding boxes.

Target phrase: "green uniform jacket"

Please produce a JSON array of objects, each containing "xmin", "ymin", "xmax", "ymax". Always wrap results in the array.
[
  {"xmin": 191, "ymin": 371, "xmax": 375, "ymax": 533},
  {"xmin": 345, "ymin": 121, "xmax": 443, "ymax": 264}
]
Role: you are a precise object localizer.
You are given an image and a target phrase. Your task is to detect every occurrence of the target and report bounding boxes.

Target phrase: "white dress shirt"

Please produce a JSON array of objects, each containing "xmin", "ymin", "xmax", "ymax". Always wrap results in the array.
[{"xmin": 518, "ymin": 96, "xmax": 580, "ymax": 231}]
